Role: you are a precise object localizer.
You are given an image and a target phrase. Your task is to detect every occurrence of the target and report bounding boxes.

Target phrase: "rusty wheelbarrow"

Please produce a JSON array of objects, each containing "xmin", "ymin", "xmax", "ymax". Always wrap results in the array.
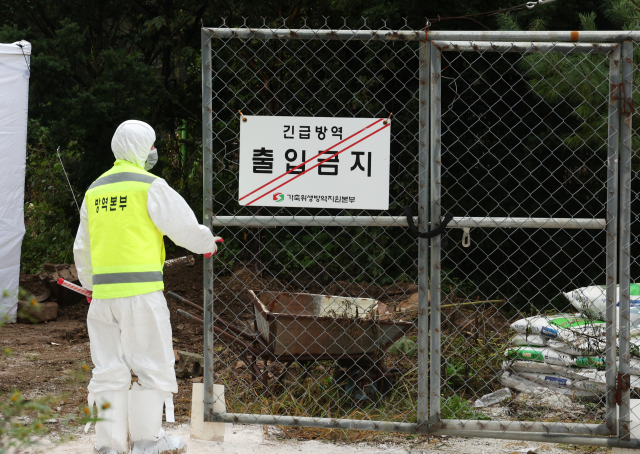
[
  {"xmin": 169, "ymin": 290, "xmax": 413, "ymax": 401},
  {"xmin": 250, "ymin": 290, "xmax": 414, "ymax": 400}
]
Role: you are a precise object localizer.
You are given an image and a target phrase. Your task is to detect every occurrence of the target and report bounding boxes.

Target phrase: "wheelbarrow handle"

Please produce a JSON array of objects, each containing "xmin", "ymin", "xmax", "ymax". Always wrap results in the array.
[
  {"xmin": 403, "ymin": 206, "xmax": 454, "ymax": 239},
  {"xmin": 167, "ymin": 291, "xmax": 267, "ymax": 348}
]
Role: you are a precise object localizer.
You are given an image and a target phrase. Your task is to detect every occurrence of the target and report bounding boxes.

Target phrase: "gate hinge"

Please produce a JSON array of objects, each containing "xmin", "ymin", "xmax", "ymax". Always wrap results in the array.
[{"xmin": 615, "ymin": 372, "xmax": 631, "ymax": 406}]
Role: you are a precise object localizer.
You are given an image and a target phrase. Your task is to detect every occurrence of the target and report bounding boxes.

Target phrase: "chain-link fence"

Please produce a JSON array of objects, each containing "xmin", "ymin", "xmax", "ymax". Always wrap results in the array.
[
  {"xmin": 196, "ymin": 22, "xmax": 640, "ymax": 448},
  {"xmin": 435, "ymin": 38, "xmax": 619, "ymax": 435},
  {"xmin": 201, "ymin": 20, "xmax": 427, "ymax": 433}
]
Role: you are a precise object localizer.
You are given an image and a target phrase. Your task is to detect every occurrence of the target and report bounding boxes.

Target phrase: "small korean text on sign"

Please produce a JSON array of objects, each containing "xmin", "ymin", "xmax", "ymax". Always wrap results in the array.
[{"xmin": 238, "ymin": 116, "xmax": 391, "ymax": 210}]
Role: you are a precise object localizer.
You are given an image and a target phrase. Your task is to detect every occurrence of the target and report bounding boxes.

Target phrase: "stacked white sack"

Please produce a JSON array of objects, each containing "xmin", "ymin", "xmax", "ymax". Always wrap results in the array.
[
  {"xmin": 504, "ymin": 360, "xmax": 640, "ymax": 396},
  {"xmin": 497, "ymin": 287, "xmax": 640, "ymax": 402},
  {"xmin": 511, "ymin": 333, "xmax": 547, "ymax": 347},
  {"xmin": 506, "ymin": 345, "xmax": 640, "ymax": 374},
  {"xmin": 564, "ymin": 286, "xmax": 640, "ymax": 332},
  {"xmin": 502, "ymin": 314, "xmax": 616, "ymax": 400},
  {"xmin": 502, "ymin": 346, "xmax": 603, "ymax": 400},
  {"xmin": 512, "ymin": 313, "xmax": 640, "ymax": 355},
  {"xmin": 500, "ymin": 371, "xmax": 599, "ymax": 400},
  {"xmin": 501, "ymin": 311, "xmax": 640, "ymax": 400},
  {"xmin": 511, "ymin": 313, "xmax": 606, "ymax": 343}
]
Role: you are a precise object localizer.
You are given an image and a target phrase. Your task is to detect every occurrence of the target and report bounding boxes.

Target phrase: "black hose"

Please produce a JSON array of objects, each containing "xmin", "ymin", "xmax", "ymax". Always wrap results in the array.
[{"xmin": 403, "ymin": 206, "xmax": 454, "ymax": 239}]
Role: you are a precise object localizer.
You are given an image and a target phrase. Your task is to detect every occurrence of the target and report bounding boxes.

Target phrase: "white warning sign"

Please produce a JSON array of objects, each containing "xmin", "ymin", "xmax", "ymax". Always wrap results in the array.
[{"xmin": 238, "ymin": 116, "xmax": 391, "ymax": 210}]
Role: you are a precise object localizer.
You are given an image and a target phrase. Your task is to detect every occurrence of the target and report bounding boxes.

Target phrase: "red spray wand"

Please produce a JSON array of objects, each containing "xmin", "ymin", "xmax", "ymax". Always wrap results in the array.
[{"xmin": 57, "ymin": 278, "xmax": 93, "ymax": 303}]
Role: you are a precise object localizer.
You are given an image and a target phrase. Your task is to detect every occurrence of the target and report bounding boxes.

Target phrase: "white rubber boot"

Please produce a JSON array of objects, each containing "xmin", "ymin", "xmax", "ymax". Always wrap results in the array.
[
  {"xmin": 88, "ymin": 389, "xmax": 129, "ymax": 454},
  {"xmin": 128, "ymin": 382, "xmax": 185, "ymax": 454}
]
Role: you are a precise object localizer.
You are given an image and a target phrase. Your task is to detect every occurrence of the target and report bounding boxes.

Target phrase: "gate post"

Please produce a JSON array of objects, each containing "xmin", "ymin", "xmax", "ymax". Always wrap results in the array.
[
  {"xmin": 417, "ymin": 38, "xmax": 431, "ymax": 429},
  {"xmin": 606, "ymin": 43, "xmax": 621, "ymax": 434},
  {"xmin": 429, "ymin": 40, "xmax": 442, "ymax": 425},
  {"xmin": 618, "ymin": 38, "xmax": 633, "ymax": 442},
  {"xmin": 201, "ymin": 28, "xmax": 215, "ymax": 421}
]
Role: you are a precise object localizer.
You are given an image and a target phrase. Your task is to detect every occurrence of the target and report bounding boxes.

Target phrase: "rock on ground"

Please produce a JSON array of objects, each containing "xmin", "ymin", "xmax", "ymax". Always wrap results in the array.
[
  {"xmin": 513, "ymin": 387, "xmax": 577, "ymax": 411},
  {"xmin": 17, "ymin": 301, "xmax": 58, "ymax": 323}
]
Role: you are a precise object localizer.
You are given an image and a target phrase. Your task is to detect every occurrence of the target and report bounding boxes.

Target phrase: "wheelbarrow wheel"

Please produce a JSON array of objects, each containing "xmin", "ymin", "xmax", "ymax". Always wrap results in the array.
[{"xmin": 332, "ymin": 359, "xmax": 397, "ymax": 402}]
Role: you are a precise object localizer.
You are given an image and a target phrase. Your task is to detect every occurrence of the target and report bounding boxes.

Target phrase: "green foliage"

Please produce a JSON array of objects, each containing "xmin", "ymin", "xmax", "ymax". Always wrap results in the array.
[
  {"xmin": 508, "ymin": 13, "xmax": 611, "ymax": 152},
  {"xmin": 440, "ymin": 395, "xmax": 491, "ymax": 420},
  {"xmin": 222, "ymin": 361, "xmax": 418, "ymax": 424},
  {"xmin": 0, "ymin": 294, "xmax": 95, "ymax": 453},
  {"xmin": 606, "ymin": 0, "xmax": 640, "ymax": 29},
  {"xmin": 442, "ymin": 269, "xmax": 477, "ymax": 298},
  {"xmin": 20, "ymin": 121, "xmax": 77, "ymax": 273},
  {"xmin": 439, "ymin": 3, "xmax": 633, "ymax": 311},
  {"xmin": 579, "ymin": 12, "xmax": 598, "ymax": 31},
  {"xmin": 0, "ymin": 0, "xmax": 624, "ymax": 295},
  {"xmin": 445, "ymin": 358, "xmax": 467, "ymax": 390},
  {"xmin": 0, "ymin": 390, "xmax": 53, "ymax": 453},
  {"xmin": 389, "ymin": 337, "xmax": 417, "ymax": 358},
  {"xmin": 442, "ymin": 333, "xmax": 508, "ymax": 396}
]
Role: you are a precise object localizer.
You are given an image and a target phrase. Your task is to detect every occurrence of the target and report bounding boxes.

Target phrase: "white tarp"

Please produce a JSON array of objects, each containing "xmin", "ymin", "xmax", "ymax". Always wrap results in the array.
[{"xmin": 0, "ymin": 41, "xmax": 30, "ymax": 322}]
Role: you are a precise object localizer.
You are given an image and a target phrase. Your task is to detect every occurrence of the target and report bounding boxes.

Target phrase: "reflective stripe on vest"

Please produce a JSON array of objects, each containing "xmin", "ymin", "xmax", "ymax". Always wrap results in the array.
[
  {"xmin": 88, "ymin": 172, "xmax": 157, "ymax": 190},
  {"xmin": 92, "ymin": 271, "xmax": 164, "ymax": 285},
  {"xmin": 86, "ymin": 160, "xmax": 165, "ymax": 299}
]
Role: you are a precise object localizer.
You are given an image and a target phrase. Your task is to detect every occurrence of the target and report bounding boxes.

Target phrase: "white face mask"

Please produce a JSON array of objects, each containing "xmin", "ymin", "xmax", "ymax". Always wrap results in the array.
[{"xmin": 145, "ymin": 148, "xmax": 158, "ymax": 171}]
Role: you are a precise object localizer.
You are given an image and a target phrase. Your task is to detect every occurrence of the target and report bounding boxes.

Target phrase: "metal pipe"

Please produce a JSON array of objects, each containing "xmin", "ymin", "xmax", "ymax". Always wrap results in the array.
[
  {"xmin": 211, "ymin": 323, "xmax": 267, "ymax": 358},
  {"xmin": 168, "ymin": 291, "xmax": 205, "ymax": 313},
  {"xmin": 210, "ymin": 413, "xmax": 636, "ymax": 447},
  {"xmin": 204, "ymin": 27, "xmax": 424, "ymax": 41},
  {"xmin": 210, "ymin": 215, "xmax": 605, "ymax": 229},
  {"xmin": 426, "ymin": 31, "xmax": 635, "ymax": 43},
  {"xmin": 417, "ymin": 40, "xmax": 430, "ymax": 428},
  {"xmin": 211, "ymin": 215, "xmax": 414, "ymax": 227},
  {"xmin": 448, "ymin": 217, "xmax": 605, "ymax": 229},
  {"xmin": 432, "ymin": 41, "xmax": 617, "ymax": 54},
  {"xmin": 202, "ymin": 28, "xmax": 640, "ymax": 43},
  {"xmin": 432, "ymin": 419, "xmax": 611, "ymax": 436},
  {"xmin": 427, "ymin": 430, "xmax": 637, "ymax": 449},
  {"xmin": 605, "ymin": 44, "xmax": 621, "ymax": 434},
  {"xmin": 429, "ymin": 41, "xmax": 442, "ymax": 425},
  {"xmin": 177, "ymin": 309, "xmax": 204, "ymax": 324},
  {"xmin": 201, "ymin": 29, "xmax": 215, "ymax": 422},
  {"xmin": 211, "ymin": 412, "xmax": 425, "ymax": 432},
  {"xmin": 618, "ymin": 39, "xmax": 634, "ymax": 441},
  {"xmin": 167, "ymin": 291, "xmax": 261, "ymax": 344}
]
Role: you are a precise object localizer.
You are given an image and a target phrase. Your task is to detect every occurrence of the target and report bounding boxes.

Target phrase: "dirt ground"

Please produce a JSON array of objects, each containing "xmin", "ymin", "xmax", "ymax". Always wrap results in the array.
[
  {"xmin": 19, "ymin": 423, "xmax": 611, "ymax": 454},
  {"xmin": 0, "ymin": 258, "xmax": 614, "ymax": 453},
  {"xmin": 1, "ymin": 259, "xmax": 207, "ymax": 422},
  {"xmin": 1, "ymin": 256, "xmax": 422, "ymax": 427}
]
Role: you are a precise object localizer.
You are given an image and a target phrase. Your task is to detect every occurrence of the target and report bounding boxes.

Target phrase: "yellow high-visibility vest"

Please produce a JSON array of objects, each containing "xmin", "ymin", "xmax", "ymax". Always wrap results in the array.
[{"xmin": 86, "ymin": 159, "xmax": 165, "ymax": 299}]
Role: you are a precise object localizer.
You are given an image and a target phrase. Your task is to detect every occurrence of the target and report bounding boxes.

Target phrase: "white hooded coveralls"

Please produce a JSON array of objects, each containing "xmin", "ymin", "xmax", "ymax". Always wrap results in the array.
[{"xmin": 74, "ymin": 120, "xmax": 215, "ymax": 395}]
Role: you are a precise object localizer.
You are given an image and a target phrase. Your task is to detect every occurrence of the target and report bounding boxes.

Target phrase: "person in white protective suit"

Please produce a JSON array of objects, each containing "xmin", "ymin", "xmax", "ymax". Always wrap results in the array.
[{"xmin": 73, "ymin": 120, "xmax": 222, "ymax": 454}]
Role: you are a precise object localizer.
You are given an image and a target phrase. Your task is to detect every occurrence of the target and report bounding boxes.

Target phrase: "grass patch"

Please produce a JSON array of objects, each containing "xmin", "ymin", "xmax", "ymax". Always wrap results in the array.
[{"xmin": 441, "ymin": 395, "xmax": 490, "ymax": 420}]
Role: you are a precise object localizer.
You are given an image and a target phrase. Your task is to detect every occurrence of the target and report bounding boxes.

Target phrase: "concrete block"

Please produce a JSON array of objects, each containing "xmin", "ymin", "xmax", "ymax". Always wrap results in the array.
[
  {"xmin": 190, "ymin": 383, "xmax": 225, "ymax": 442},
  {"xmin": 176, "ymin": 351, "xmax": 204, "ymax": 378},
  {"xmin": 17, "ymin": 301, "xmax": 58, "ymax": 323}
]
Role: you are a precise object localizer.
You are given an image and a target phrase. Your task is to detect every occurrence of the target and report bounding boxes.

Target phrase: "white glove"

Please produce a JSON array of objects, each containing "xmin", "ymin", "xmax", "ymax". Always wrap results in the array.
[{"xmin": 205, "ymin": 237, "xmax": 224, "ymax": 258}]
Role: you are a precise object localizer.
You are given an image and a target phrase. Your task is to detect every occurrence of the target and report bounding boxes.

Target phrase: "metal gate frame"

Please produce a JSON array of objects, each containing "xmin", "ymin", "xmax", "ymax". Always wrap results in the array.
[{"xmin": 201, "ymin": 26, "xmax": 638, "ymax": 448}]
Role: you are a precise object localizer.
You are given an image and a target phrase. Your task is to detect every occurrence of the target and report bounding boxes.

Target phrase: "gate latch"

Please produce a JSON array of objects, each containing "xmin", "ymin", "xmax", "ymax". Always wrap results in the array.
[
  {"xmin": 615, "ymin": 372, "xmax": 631, "ymax": 406},
  {"xmin": 403, "ymin": 206, "xmax": 454, "ymax": 239}
]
